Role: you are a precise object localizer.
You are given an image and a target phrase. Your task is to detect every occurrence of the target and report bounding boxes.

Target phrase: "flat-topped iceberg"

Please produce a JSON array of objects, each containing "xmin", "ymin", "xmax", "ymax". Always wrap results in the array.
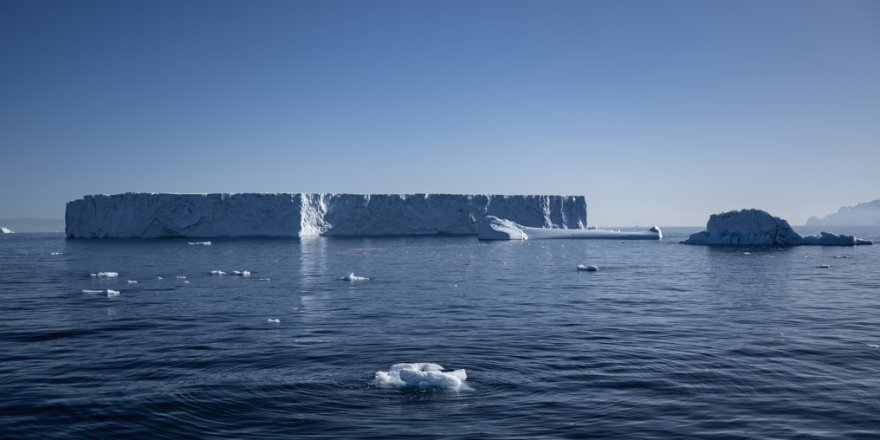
[
  {"xmin": 683, "ymin": 209, "xmax": 873, "ymax": 246},
  {"xmin": 66, "ymin": 193, "xmax": 587, "ymax": 238},
  {"xmin": 478, "ymin": 216, "xmax": 661, "ymax": 240}
]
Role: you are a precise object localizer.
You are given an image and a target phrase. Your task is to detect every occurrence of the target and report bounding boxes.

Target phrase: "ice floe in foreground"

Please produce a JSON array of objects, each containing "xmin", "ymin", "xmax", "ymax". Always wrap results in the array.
[
  {"xmin": 342, "ymin": 273, "xmax": 369, "ymax": 281},
  {"xmin": 374, "ymin": 363, "xmax": 470, "ymax": 391},
  {"xmin": 82, "ymin": 289, "xmax": 119, "ymax": 297},
  {"xmin": 90, "ymin": 272, "xmax": 119, "ymax": 279}
]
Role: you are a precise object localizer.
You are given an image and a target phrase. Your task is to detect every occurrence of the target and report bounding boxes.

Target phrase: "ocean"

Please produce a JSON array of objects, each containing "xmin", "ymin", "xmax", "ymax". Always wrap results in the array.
[{"xmin": 1, "ymin": 228, "xmax": 879, "ymax": 439}]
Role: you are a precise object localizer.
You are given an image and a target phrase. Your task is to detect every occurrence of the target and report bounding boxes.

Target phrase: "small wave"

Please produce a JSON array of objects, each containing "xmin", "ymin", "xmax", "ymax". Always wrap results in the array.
[
  {"xmin": 127, "ymin": 280, "xmax": 138, "ymax": 284},
  {"xmin": 90, "ymin": 272, "xmax": 119, "ymax": 278},
  {"xmin": 82, "ymin": 289, "xmax": 120, "ymax": 297},
  {"xmin": 374, "ymin": 363, "xmax": 470, "ymax": 391}
]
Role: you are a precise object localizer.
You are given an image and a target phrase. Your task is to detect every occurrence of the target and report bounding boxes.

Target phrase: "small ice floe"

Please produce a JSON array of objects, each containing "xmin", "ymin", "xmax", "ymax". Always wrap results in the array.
[
  {"xmin": 210, "ymin": 269, "xmax": 226, "ymax": 276},
  {"xmin": 82, "ymin": 289, "xmax": 119, "ymax": 297},
  {"xmin": 91, "ymin": 272, "xmax": 119, "ymax": 279},
  {"xmin": 816, "ymin": 265, "xmax": 830, "ymax": 269},
  {"xmin": 258, "ymin": 277, "xmax": 271, "ymax": 281},
  {"xmin": 183, "ymin": 280, "xmax": 190, "ymax": 284},
  {"xmin": 127, "ymin": 280, "xmax": 138, "ymax": 284},
  {"xmin": 267, "ymin": 318, "xmax": 281, "ymax": 324},
  {"xmin": 232, "ymin": 270, "xmax": 251, "ymax": 277},
  {"xmin": 188, "ymin": 241, "xmax": 212, "ymax": 246},
  {"xmin": 374, "ymin": 363, "xmax": 470, "ymax": 392},
  {"xmin": 156, "ymin": 276, "xmax": 164, "ymax": 280},
  {"xmin": 577, "ymin": 264, "xmax": 599, "ymax": 272},
  {"xmin": 0, "ymin": 227, "xmax": 14, "ymax": 234},
  {"xmin": 176, "ymin": 276, "xmax": 187, "ymax": 280},
  {"xmin": 50, "ymin": 252, "xmax": 63, "ymax": 256},
  {"xmin": 866, "ymin": 344, "xmax": 880, "ymax": 349},
  {"xmin": 342, "ymin": 273, "xmax": 369, "ymax": 281}
]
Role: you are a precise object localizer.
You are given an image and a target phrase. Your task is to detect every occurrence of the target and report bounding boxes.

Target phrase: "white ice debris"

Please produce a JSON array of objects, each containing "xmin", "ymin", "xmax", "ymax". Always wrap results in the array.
[
  {"xmin": 90, "ymin": 272, "xmax": 119, "ymax": 279},
  {"xmin": 577, "ymin": 264, "xmax": 599, "ymax": 272},
  {"xmin": 0, "ymin": 227, "xmax": 14, "ymax": 234},
  {"xmin": 82, "ymin": 289, "xmax": 119, "ymax": 297},
  {"xmin": 156, "ymin": 276, "xmax": 164, "ymax": 280},
  {"xmin": 176, "ymin": 275, "xmax": 187, "ymax": 279},
  {"xmin": 267, "ymin": 318, "xmax": 281, "ymax": 324},
  {"xmin": 188, "ymin": 241, "xmax": 212, "ymax": 246},
  {"xmin": 50, "ymin": 252, "xmax": 63, "ymax": 256},
  {"xmin": 374, "ymin": 363, "xmax": 470, "ymax": 391},
  {"xmin": 342, "ymin": 273, "xmax": 369, "ymax": 281},
  {"xmin": 127, "ymin": 280, "xmax": 138, "ymax": 284},
  {"xmin": 232, "ymin": 270, "xmax": 251, "ymax": 277},
  {"xmin": 258, "ymin": 277, "xmax": 271, "ymax": 281},
  {"xmin": 210, "ymin": 270, "xmax": 226, "ymax": 275}
]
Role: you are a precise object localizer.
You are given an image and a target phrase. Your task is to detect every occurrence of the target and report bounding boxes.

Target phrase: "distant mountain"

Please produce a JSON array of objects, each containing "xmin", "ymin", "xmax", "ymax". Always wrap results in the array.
[{"xmin": 805, "ymin": 200, "xmax": 880, "ymax": 227}]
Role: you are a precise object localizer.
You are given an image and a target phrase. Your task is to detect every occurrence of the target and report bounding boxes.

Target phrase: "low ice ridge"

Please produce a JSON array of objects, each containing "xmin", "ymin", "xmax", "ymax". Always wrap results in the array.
[{"xmin": 374, "ymin": 363, "xmax": 470, "ymax": 391}]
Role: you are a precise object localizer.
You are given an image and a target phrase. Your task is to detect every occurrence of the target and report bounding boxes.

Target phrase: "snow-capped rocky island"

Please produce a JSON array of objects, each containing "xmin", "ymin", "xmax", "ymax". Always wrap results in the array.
[
  {"xmin": 65, "ymin": 193, "xmax": 587, "ymax": 238},
  {"xmin": 683, "ymin": 209, "xmax": 873, "ymax": 246}
]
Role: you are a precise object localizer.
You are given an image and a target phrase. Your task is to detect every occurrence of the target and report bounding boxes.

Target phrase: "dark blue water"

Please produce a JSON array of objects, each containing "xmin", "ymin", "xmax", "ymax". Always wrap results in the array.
[{"xmin": 2, "ymin": 229, "xmax": 879, "ymax": 439}]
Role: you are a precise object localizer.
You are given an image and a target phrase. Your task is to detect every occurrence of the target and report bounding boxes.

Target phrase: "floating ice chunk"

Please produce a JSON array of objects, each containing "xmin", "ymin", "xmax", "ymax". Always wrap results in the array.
[
  {"xmin": 374, "ymin": 363, "xmax": 470, "ymax": 391},
  {"xmin": 342, "ymin": 273, "xmax": 369, "ymax": 281},
  {"xmin": 232, "ymin": 270, "xmax": 251, "ymax": 277},
  {"xmin": 267, "ymin": 318, "xmax": 281, "ymax": 324},
  {"xmin": 156, "ymin": 276, "xmax": 164, "ymax": 280},
  {"xmin": 188, "ymin": 241, "xmax": 212, "ymax": 246},
  {"xmin": 1, "ymin": 227, "xmax": 14, "ymax": 234},
  {"xmin": 577, "ymin": 264, "xmax": 599, "ymax": 272},
  {"xmin": 183, "ymin": 280, "xmax": 190, "ymax": 284},
  {"xmin": 816, "ymin": 264, "xmax": 830, "ymax": 269},
  {"xmin": 176, "ymin": 276, "xmax": 187, "ymax": 279},
  {"xmin": 91, "ymin": 272, "xmax": 119, "ymax": 278},
  {"xmin": 82, "ymin": 289, "xmax": 119, "ymax": 297},
  {"xmin": 50, "ymin": 251, "xmax": 63, "ymax": 256},
  {"xmin": 127, "ymin": 280, "xmax": 138, "ymax": 284},
  {"xmin": 210, "ymin": 270, "xmax": 226, "ymax": 275}
]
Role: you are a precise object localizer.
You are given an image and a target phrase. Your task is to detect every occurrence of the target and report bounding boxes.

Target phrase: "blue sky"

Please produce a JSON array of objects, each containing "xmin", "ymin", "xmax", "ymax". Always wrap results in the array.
[{"xmin": 1, "ymin": 0, "xmax": 878, "ymax": 226}]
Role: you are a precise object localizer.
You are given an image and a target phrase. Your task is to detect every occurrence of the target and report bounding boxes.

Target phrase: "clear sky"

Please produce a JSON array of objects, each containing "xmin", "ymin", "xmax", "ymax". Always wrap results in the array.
[{"xmin": 1, "ymin": 0, "xmax": 878, "ymax": 226}]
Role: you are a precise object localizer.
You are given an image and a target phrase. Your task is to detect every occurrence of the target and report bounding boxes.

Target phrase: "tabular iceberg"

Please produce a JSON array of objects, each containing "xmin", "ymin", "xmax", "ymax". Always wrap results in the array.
[
  {"xmin": 66, "ymin": 193, "xmax": 587, "ymax": 238},
  {"xmin": 683, "ymin": 209, "xmax": 873, "ymax": 246}
]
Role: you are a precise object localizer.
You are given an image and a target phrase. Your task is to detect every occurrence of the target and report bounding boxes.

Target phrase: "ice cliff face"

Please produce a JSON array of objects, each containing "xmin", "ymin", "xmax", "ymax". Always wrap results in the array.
[
  {"xmin": 66, "ymin": 193, "xmax": 587, "ymax": 238},
  {"xmin": 683, "ymin": 209, "xmax": 873, "ymax": 246}
]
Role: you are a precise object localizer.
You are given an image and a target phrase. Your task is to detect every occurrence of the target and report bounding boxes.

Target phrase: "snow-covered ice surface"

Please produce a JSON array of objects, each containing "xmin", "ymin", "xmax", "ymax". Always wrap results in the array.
[
  {"xmin": 65, "ymin": 193, "xmax": 586, "ymax": 238},
  {"xmin": 683, "ymin": 209, "xmax": 873, "ymax": 246},
  {"xmin": 374, "ymin": 363, "xmax": 470, "ymax": 392},
  {"xmin": 478, "ymin": 216, "xmax": 661, "ymax": 240}
]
